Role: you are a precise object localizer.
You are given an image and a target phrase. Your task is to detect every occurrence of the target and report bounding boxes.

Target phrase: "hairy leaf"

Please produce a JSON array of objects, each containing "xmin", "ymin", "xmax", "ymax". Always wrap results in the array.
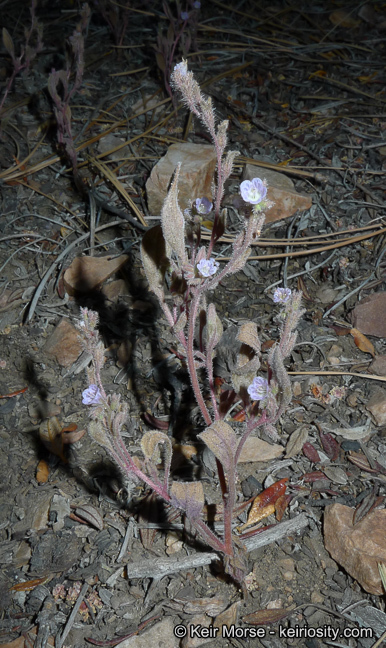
[
  {"xmin": 198, "ymin": 421, "xmax": 238, "ymax": 472},
  {"xmin": 161, "ymin": 163, "xmax": 186, "ymax": 262},
  {"xmin": 231, "ymin": 355, "xmax": 260, "ymax": 394},
  {"xmin": 206, "ymin": 303, "xmax": 223, "ymax": 350},
  {"xmin": 174, "ymin": 310, "xmax": 187, "ymax": 334},
  {"xmin": 237, "ymin": 321, "xmax": 261, "ymax": 354},
  {"xmin": 170, "ymin": 480, "xmax": 204, "ymax": 519},
  {"xmin": 268, "ymin": 344, "xmax": 292, "ymax": 407},
  {"xmin": 140, "ymin": 225, "xmax": 169, "ymax": 299},
  {"xmin": 229, "ymin": 247, "xmax": 251, "ymax": 275},
  {"xmin": 141, "ymin": 429, "xmax": 172, "ymax": 468}
]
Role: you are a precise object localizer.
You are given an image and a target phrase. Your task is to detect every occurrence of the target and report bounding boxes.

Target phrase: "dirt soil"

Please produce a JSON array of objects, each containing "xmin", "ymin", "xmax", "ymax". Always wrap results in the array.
[{"xmin": 0, "ymin": 1, "xmax": 386, "ymax": 647}]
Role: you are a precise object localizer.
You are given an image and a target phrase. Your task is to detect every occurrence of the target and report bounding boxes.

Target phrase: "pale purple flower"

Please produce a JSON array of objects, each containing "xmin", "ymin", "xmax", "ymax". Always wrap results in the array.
[
  {"xmin": 195, "ymin": 197, "xmax": 213, "ymax": 214},
  {"xmin": 181, "ymin": 10, "xmax": 189, "ymax": 20},
  {"xmin": 82, "ymin": 384, "xmax": 102, "ymax": 405},
  {"xmin": 273, "ymin": 287, "xmax": 292, "ymax": 304},
  {"xmin": 240, "ymin": 177, "xmax": 267, "ymax": 205},
  {"xmin": 174, "ymin": 60, "xmax": 188, "ymax": 76},
  {"xmin": 247, "ymin": 377, "xmax": 270, "ymax": 401},
  {"xmin": 193, "ymin": 1, "xmax": 201, "ymax": 7},
  {"xmin": 197, "ymin": 257, "xmax": 220, "ymax": 277}
]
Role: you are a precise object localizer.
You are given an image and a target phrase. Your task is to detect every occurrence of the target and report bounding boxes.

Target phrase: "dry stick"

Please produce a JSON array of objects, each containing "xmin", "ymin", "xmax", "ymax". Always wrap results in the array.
[
  {"xmin": 56, "ymin": 582, "xmax": 89, "ymax": 648},
  {"xmin": 125, "ymin": 513, "xmax": 309, "ymax": 580},
  {"xmin": 86, "ymin": 154, "xmax": 147, "ymax": 227},
  {"xmin": 26, "ymin": 219, "xmax": 127, "ymax": 322},
  {"xmin": 204, "ymin": 221, "xmax": 386, "ymax": 247},
  {"xmin": 217, "ymin": 226, "xmax": 386, "ymax": 261},
  {"xmin": 289, "ymin": 371, "xmax": 386, "ymax": 383}
]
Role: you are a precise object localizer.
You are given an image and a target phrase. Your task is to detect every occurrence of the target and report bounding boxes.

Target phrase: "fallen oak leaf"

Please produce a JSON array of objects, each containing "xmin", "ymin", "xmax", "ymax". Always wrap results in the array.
[
  {"xmin": 39, "ymin": 416, "xmax": 66, "ymax": 463},
  {"xmin": 353, "ymin": 488, "xmax": 383, "ymax": 526},
  {"xmin": 70, "ymin": 504, "xmax": 104, "ymax": 530},
  {"xmin": 238, "ymin": 478, "xmax": 288, "ymax": 531},
  {"xmin": 10, "ymin": 576, "xmax": 51, "ymax": 591},
  {"xmin": 347, "ymin": 451, "xmax": 379, "ymax": 474},
  {"xmin": 243, "ymin": 607, "xmax": 291, "ymax": 625},
  {"xmin": 302, "ymin": 470, "xmax": 328, "ymax": 483},
  {"xmin": 36, "ymin": 459, "xmax": 50, "ymax": 484},
  {"xmin": 314, "ymin": 422, "xmax": 340, "ymax": 460},
  {"xmin": 274, "ymin": 493, "xmax": 291, "ymax": 522},
  {"xmin": 62, "ymin": 426, "xmax": 86, "ymax": 444},
  {"xmin": 238, "ymin": 503, "xmax": 276, "ymax": 531},
  {"xmin": 302, "ymin": 441, "xmax": 321, "ymax": 463},
  {"xmin": 350, "ymin": 327, "xmax": 375, "ymax": 357}
]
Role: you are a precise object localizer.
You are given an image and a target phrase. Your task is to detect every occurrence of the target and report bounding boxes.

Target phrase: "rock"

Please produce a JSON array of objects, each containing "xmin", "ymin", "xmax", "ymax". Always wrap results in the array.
[
  {"xmin": 43, "ymin": 318, "xmax": 83, "ymax": 367},
  {"xmin": 98, "ymin": 133, "xmax": 129, "ymax": 161},
  {"xmin": 370, "ymin": 354, "xmax": 386, "ymax": 377},
  {"xmin": 327, "ymin": 343, "xmax": 343, "ymax": 365},
  {"xmin": 146, "ymin": 143, "xmax": 217, "ymax": 215},
  {"xmin": 324, "ymin": 503, "xmax": 386, "ymax": 594},
  {"xmin": 63, "ymin": 254, "xmax": 129, "ymax": 296},
  {"xmin": 115, "ymin": 617, "xmax": 178, "ymax": 647},
  {"xmin": 181, "ymin": 614, "xmax": 213, "ymax": 648},
  {"xmin": 242, "ymin": 164, "xmax": 312, "ymax": 223},
  {"xmin": 315, "ymin": 286, "xmax": 339, "ymax": 304},
  {"xmin": 349, "ymin": 292, "xmax": 386, "ymax": 338},
  {"xmin": 366, "ymin": 388, "xmax": 386, "ymax": 426}
]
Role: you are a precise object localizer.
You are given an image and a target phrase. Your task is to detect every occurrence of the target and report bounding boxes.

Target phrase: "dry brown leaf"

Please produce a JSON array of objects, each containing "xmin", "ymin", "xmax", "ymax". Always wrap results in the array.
[
  {"xmin": 238, "ymin": 504, "xmax": 275, "ymax": 533},
  {"xmin": 10, "ymin": 576, "xmax": 50, "ymax": 592},
  {"xmin": 243, "ymin": 607, "xmax": 291, "ymax": 625},
  {"xmin": 237, "ymin": 436, "xmax": 283, "ymax": 463},
  {"xmin": 214, "ymin": 601, "xmax": 240, "ymax": 631},
  {"xmin": 0, "ymin": 637, "xmax": 26, "ymax": 648},
  {"xmin": 329, "ymin": 9, "xmax": 360, "ymax": 28},
  {"xmin": 285, "ymin": 425, "xmax": 308, "ymax": 458},
  {"xmin": 350, "ymin": 327, "xmax": 375, "ymax": 357},
  {"xmin": 36, "ymin": 459, "xmax": 50, "ymax": 484}
]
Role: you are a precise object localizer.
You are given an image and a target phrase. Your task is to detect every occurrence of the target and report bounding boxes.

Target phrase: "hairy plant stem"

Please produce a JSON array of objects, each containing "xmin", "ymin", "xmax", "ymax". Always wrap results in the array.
[
  {"xmin": 187, "ymin": 288, "xmax": 212, "ymax": 426},
  {"xmin": 234, "ymin": 411, "xmax": 268, "ymax": 466}
]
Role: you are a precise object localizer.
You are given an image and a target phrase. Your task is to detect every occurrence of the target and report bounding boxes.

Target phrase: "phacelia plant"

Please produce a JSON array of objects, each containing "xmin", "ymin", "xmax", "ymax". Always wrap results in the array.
[{"xmin": 78, "ymin": 60, "xmax": 304, "ymax": 588}]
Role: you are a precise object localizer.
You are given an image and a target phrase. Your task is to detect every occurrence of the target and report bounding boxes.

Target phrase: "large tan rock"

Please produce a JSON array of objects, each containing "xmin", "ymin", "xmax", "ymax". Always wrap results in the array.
[
  {"xmin": 146, "ymin": 143, "xmax": 217, "ymax": 215},
  {"xmin": 366, "ymin": 387, "xmax": 386, "ymax": 426},
  {"xmin": 370, "ymin": 355, "xmax": 386, "ymax": 377},
  {"xmin": 242, "ymin": 164, "xmax": 312, "ymax": 223},
  {"xmin": 324, "ymin": 503, "xmax": 386, "ymax": 594},
  {"xmin": 349, "ymin": 292, "xmax": 386, "ymax": 338}
]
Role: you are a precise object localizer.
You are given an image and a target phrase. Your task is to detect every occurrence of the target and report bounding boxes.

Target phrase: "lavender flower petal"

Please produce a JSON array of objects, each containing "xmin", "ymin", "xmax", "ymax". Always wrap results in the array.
[
  {"xmin": 197, "ymin": 258, "xmax": 220, "ymax": 277},
  {"xmin": 82, "ymin": 384, "xmax": 102, "ymax": 405},
  {"xmin": 273, "ymin": 287, "xmax": 292, "ymax": 304},
  {"xmin": 247, "ymin": 377, "xmax": 270, "ymax": 401},
  {"xmin": 240, "ymin": 177, "xmax": 267, "ymax": 205},
  {"xmin": 195, "ymin": 197, "xmax": 213, "ymax": 214}
]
